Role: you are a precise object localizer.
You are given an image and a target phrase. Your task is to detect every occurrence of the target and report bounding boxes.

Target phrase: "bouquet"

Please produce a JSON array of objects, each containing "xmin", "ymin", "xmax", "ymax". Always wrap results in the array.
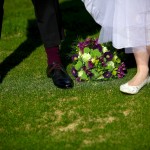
[{"xmin": 71, "ymin": 38, "xmax": 126, "ymax": 82}]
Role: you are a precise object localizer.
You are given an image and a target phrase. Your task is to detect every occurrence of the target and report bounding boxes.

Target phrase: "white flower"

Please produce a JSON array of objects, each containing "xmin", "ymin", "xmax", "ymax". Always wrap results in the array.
[
  {"xmin": 102, "ymin": 46, "xmax": 108, "ymax": 53},
  {"xmin": 78, "ymin": 70, "xmax": 84, "ymax": 77},
  {"xmin": 107, "ymin": 61, "xmax": 115, "ymax": 68},
  {"xmin": 91, "ymin": 58, "xmax": 96, "ymax": 63},
  {"xmin": 82, "ymin": 53, "xmax": 91, "ymax": 62}
]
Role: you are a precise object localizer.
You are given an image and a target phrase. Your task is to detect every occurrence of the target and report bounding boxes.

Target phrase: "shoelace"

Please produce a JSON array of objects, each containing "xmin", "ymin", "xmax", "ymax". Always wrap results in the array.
[{"xmin": 47, "ymin": 63, "xmax": 64, "ymax": 76}]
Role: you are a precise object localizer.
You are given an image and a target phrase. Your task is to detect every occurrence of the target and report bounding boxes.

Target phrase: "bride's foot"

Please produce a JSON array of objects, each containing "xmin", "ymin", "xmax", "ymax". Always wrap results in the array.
[
  {"xmin": 120, "ymin": 77, "xmax": 150, "ymax": 94},
  {"xmin": 120, "ymin": 68, "xmax": 150, "ymax": 94}
]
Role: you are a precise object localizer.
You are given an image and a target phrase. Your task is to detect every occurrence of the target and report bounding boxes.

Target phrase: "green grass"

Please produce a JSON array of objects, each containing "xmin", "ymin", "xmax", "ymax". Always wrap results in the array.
[{"xmin": 0, "ymin": 0, "xmax": 150, "ymax": 149}]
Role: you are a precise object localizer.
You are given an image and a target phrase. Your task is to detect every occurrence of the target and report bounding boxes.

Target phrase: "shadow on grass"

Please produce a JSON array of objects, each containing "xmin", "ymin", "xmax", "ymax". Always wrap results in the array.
[{"xmin": 0, "ymin": 19, "xmax": 42, "ymax": 83}]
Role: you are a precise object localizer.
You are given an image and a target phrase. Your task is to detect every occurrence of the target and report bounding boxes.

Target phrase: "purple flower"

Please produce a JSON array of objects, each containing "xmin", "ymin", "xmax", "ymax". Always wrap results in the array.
[
  {"xmin": 77, "ymin": 38, "xmax": 93, "ymax": 52},
  {"xmin": 117, "ymin": 62, "xmax": 126, "ymax": 78},
  {"xmin": 104, "ymin": 52, "xmax": 113, "ymax": 61},
  {"xmin": 85, "ymin": 38, "xmax": 92, "ymax": 45},
  {"xmin": 88, "ymin": 61, "xmax": 94, "ymax": 69},
  {"xmin": 76, "ymin": 77, "xmax": 81, "ymax": 82},
  {"xmin": 103, "ymin": 71, "xmax": 112, "ymax": 78},
  {"xmin": 86, "ymin": 70, "xmax": 93, "ymax": 77},
  {"xmin": 121, "ymin": 62, "xmax": 126, "ymax": 70},
  {"xmin": 77, "ymin": 42, "xmax": 85, "ymax": 53},
  {"xmin": 92, "ymin": 39, "xmax": 102, "ymax": 51},
  {"xmin": 84, "ymin": 38, "xmax": 96, "ymax": 49},
  {"xmin": 94, "ymin": 44, "xmax": 102, "ymax": 51},
  {"xmin": 102, "ymin": 62, "xmax": 107, "ymax": 67},
  {"xmin": 82, "ymin": 66, "xmax": 87, "ymax": 71},
  {"xmin": 82, "ymin": 66, "xmax": 93, "ymax": 78},
  {"xmin": 71, "ymin": 67, "xmax": 78, "ymax": 77},
  {"xmin": 118, "ymin": 73, "xmax": 124, "ymax": 78},
  {"xmin": 99, "ymin": 56, "xmax": 104, "ymax": 62},
  {"xmin": 99, "ymin": 56, "xmax": 107, "ymax": 67}
]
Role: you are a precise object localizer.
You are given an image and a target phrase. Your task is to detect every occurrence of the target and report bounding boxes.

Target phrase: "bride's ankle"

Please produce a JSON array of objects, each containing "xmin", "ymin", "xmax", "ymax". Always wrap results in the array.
[
  {"xmin": 128, "ymin": 71, "xmax": 149, "ymax": 86},
  {"xmin": 137, "ymin": 67, "xmax": 149, "ymax": 76}
]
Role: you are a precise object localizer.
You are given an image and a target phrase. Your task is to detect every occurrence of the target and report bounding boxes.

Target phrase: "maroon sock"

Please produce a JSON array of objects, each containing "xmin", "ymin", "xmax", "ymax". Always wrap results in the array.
[{"xmin": 45, "ymin": 46, "xmax": 62, "ymax": 65}]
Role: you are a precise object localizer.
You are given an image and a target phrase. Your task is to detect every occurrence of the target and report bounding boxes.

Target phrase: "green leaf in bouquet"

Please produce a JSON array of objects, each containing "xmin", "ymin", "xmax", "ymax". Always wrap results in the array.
[
  {"xmin": 76, "ymin": 47, "xmax": 80, "ymax": 52},
  {"xmin": 75, "ymin": 61, "xmax": 83, "ymax": 71},
  {"xmin": 78, "ymin": 70, "xmax": 88, "ymax": 80},
  {"xmin": 116, "ymin": 58, "xmax": 121, "ymax": 63},
  {"xmin": 97, "ymin": 68, "xmax": 103, "ymax": 73},
  {"xmin": 112, "ymin": 55, "xmax": 121, "ymax": 63},
  {"xmin": 112, "ymin": 55, "xmax": 118, "ymax": 61},
  {"xmin": 91, "ymin": 76, "xmax": 96, "ymax": 80},
  {"xmin": 90, "ymin": 49, "xmax": 101, "ymax": 58},
  {"xmin": 112, "ymin": 70, "xmax": 117, "ymax": 76},
  {"xmin": 81, "ymin": 71, "xmax": 88, "ymax": 80},
  {"xmin": 97, "ymin": 75, "xmax": 105, "ymax": 80},
  {"xmin": 85, "ymin": 62, "xmax": 89, "ymax": 68},
  {"xmin": 106, "ymin": 61, "xmax": 115, "ymax": 70},
  {"xmin": 106, "ymin": 65, "xmax": 114, "ymax": 71},
  {"xmin": 95, "ymin": 59, "xmax": 100, "ymax": 66},
  {"xmin": 103, "ymin": 57, "xmax": 107, "ymax": 62},
  {"xmin": 84, "ymin": 47, "xmax": 91, "ymax": 53},
  {"xmin": 91, "ymin": 69, "xmax": 100, "ymax": 78}
]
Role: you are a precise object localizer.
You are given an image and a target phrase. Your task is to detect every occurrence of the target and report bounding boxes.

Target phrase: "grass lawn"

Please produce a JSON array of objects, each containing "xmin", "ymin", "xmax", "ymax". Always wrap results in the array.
[{"xmin": 0, "ymin": 0, "xmax": 150, "ymax": 149}]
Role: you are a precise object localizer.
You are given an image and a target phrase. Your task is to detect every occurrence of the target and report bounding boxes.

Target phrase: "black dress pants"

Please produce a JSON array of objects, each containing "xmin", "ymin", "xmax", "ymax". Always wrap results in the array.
[
  {"xmin": 0, "ymin": 0, "xmax": 65, "ymax": 47},
  {"xmin": 31, "ymin": 0, "xmax": 65, "ymax": 48}
]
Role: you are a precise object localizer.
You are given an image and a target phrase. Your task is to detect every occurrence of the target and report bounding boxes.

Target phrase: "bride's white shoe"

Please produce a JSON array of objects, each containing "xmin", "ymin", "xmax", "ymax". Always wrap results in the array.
[{"xmin": 120, "ymin": 77, "xmax": 150, "ymax": 94}]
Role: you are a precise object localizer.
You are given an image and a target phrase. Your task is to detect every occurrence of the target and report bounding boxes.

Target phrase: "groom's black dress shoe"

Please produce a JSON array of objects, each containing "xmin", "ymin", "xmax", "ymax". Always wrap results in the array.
[{"xmin": 47, "ymin": 62, "xmax": 74, "ymax": 89}]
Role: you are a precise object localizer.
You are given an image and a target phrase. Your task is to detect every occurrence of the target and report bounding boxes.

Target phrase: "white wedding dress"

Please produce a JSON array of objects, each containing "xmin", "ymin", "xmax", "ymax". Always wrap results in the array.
[{"xmin": 82, "ymin": 0, "xmax": 150, "ymax": 52}]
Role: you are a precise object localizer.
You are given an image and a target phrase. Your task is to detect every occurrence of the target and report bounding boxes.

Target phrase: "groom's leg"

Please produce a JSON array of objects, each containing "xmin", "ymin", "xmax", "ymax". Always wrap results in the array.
[
  {"xmin": 31, "ymin": 0, "xmax": 73, "ymax": 89},
  {"xmin": 0, "ymin": 0, "xmax": 4, "ymax": 38},
  {"xmin": 31, "ymin": 0, "xmax": 64, "ymax": 48},
  {"xmin": 31, "ymin": 0, "xmax": 65, "ymax": 65}
]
